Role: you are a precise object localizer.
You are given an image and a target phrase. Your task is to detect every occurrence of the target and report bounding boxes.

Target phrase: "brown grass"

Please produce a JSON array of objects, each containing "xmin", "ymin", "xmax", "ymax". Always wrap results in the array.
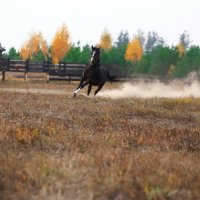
[{"xmin": 0, "ymin": 81, "xmax": 200, "ymax": 200}]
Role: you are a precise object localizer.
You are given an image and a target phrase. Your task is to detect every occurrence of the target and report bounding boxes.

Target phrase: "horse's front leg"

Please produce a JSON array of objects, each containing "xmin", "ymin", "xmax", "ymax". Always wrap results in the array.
[
  {"xmin": 73, "ymin": 79, "xmax": 90, "ymax": 97},
  {"xmin": 73, "ymin": 77, "xmax": 85, "ymax": 97}
]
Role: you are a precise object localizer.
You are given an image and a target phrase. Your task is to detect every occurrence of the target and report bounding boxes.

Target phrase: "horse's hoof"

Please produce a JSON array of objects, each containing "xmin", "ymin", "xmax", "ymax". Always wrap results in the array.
[{"xmin": 73, "ymin": 93, "xmax": 77, "ymax": 97}]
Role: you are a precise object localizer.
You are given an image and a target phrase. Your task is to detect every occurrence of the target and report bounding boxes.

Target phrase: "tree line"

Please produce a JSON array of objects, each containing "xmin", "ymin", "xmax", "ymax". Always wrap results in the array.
[{"xmin": 2, "ymin": 24, "xmax": 200, "ymax": 78}]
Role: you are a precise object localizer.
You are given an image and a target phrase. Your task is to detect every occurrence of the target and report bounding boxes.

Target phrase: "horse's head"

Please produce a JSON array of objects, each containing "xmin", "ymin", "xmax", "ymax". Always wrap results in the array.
[{"xmin": 90, "ymin": 45, "xmax": 101, "ymax": 65}]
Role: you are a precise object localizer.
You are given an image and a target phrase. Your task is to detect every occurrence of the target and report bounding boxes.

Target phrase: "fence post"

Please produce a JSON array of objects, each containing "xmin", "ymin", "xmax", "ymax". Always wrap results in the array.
[
  {"xmin": 7, "ymin": 59, "xmax": 10, "ymax": 71},
  {"xmin": 46, "ymin": 73, "xmax": 50, "ymax": 83},
  {"xmin": 24, "ymin": 59, "xmax": 30, "ymax": 81},
  {"xmin": 45, "ymin": 60, "xmax": 50, "ymax": 83},
  {"xmin": 68, "ymin": 76, "xmax": 71, "ymax": 83},
  {"xmin": 2, "ymin": 68, "xmax": 5, "ymax": 81},
  {"xmin": 24, "ymin": 72, "xmax": 28, "ymax": 81},
  {"xmin": 63, "ymin": 61, "xmax": 66, "ymax": 73},
  {"xmin": 0, "ymin": 44, "xmax": 6, "ymax": 81}
]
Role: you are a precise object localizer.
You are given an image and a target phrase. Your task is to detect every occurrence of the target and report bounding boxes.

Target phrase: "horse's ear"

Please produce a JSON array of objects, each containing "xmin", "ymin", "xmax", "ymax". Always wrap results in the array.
[
  {"xmin": 98, "ymin": 46, "xmax": 101, "ymax": 50},
  {"xmin": 92, "ymin": 45, "xmax": 94, "ymax": 50}
]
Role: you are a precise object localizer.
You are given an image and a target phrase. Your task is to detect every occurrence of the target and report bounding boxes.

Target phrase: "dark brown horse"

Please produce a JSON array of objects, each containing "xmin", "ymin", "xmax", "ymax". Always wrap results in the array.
[{"xmin": 73, "ymin": 46, "xmax": 114, "ymax": 97}]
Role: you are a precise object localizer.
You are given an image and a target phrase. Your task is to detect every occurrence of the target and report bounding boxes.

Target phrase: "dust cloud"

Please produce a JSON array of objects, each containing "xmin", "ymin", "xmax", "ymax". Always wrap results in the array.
[
  {"xmin": 99, "ymin": 73, "xmax": 200, "ymax": 99},
  {"xmin": 1, "ymin": 73, "xmax": 200, "ymax": 99}
]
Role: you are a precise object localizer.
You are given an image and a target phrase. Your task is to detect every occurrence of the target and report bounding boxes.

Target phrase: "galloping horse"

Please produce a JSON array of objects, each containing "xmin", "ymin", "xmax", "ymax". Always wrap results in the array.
[{"xmin": 73, "ymin": 46, "xmax": 114, "ymax": 97}]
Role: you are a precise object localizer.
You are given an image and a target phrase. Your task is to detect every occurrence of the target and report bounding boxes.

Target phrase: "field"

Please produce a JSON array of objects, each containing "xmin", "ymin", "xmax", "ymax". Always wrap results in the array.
[{"xmin": 0, "ymin": 81, "xmax": 200, "ymax": 200}]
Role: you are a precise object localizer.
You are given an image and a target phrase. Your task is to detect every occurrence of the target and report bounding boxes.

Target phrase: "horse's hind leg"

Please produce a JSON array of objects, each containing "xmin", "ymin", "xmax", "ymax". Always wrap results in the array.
[
  {"xmin": 87, "ymin": 84, "xmax": 92, "ymax": 96},
  {"xmin": 94, "ymin": 83, "xmax": 105, "ymax": 96}
]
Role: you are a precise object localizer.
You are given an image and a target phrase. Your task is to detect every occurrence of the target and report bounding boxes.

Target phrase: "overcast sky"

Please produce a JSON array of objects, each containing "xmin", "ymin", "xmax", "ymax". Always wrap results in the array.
[{"xmin": 0, "ymin": 0, "xmax": 200, "ymax": 51}]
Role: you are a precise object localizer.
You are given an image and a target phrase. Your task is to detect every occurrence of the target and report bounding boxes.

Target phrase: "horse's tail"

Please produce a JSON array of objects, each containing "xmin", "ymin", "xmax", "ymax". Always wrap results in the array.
[{"xmin": 106, "ymin": 70, "xmax": 115, "ymax": 82}]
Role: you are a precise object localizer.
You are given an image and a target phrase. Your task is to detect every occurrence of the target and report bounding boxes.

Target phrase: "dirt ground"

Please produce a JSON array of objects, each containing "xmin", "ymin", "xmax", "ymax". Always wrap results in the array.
[{"xmin": 0, "ymin": 81, "xmax": 200, "ymax": 200}]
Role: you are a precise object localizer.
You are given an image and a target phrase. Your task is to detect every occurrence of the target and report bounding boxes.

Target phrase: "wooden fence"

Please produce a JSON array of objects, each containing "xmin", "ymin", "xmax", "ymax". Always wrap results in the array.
[
  {"xmin": 0, "ymin": 59, "xmax": 89, "ymax": 82},
  {"xmin": 0, "ymin": 59, "xmax": 159, "ymax": 82}
]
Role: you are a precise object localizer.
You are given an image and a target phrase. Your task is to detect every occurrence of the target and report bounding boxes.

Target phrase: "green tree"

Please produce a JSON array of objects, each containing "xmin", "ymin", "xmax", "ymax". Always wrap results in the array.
[
  {"xmin": 114, "ymin": 30, "xmax": 130, "ymax": 71},
  {"xmin": 63, "ymin": 42, "xmax": 81, "ymax": 63},
  {"xmin": 145, "ymin": 31, "xmax": 165, "ymax": 52},
  {"xmin": 8, "ymin": 47, "xmax": 20, "ymax": 60},
  {"xmin": 148, "ymin": 46, "xmax": 178, "ymax": 77},
  {"xmin": 115, "ymin": 30, "xmax": 129, "ymax": 48},
  {"xmin": 179, "ymin": 30, "xmax": 191, "ymax": 50},
  {"xmin": 79, "ymin": 44, "xmax": 91, "ymax": 63},
  {"xmin": 134, "ymin": 53, "xmax": 151, "ymax": 74},
  {"xmin": 34, "ymin": 50, "xmax": 46, "ymax": 61},
  {"xmin": 173, "ymin": 46, "xmax": 200, "ymax": 77}
]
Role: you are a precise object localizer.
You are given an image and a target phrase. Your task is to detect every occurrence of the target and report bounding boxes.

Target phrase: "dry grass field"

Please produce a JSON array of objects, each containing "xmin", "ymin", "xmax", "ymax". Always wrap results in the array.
[{"xmin": 0, "ymin": 81, "xmax": 200, "ymax": 200}]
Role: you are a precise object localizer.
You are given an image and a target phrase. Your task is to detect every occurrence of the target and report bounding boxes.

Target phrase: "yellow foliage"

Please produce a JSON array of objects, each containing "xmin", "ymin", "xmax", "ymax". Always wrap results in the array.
[
  {"xmin": 20, "ymin": 32, "xmax": 48, "ymax": 60},
  {"xmin": 99, "ymin": 29, "xmax": 112, "ymax": 51},
  {"xmin": 29, "ymin": 33, "xmax": 40, "ymax": 55},
  {"xmin": 51, "ymin": 24, "xmax": 71, "ymax": 64},
  {"xmin": 125, "ymin": 37, "xmax": 143, "ymax": 63},
  {"xmin": 177, "ymin": 42, "xmax": 186, "ymax": 57},
  {"xmin": 20, "ymin": 45, "xmax": 30, "ymax": 60},
  {"xmin": 39, "ymin": 33, "xmax": 49, "ymax": 58}
]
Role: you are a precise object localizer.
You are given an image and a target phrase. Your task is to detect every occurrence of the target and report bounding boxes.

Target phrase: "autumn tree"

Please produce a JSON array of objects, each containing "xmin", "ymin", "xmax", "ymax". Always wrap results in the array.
[
  {"xmin": 99, "ymin": 29, "xmax": 112, "ymax": 51},
  {"xmin": 20, "ymin": 45, "xmax": 30, "ymax": 60},
  {"xmin": 20, "ymin": 32, "xmax": 48, "ymax": 60},
  {"xmin": 125, "ymin": 36, "xmax": 143, "ymax": 63},
  {"xmin": 51, "ymin": 24, "xmax": 71, "ymax": 64},
  {"xmin": 177, "ymin": 42, "xmax": 186, "ymax": 57},
  {"xmin": 40, "ymin": 35, "xmax": 49, "ymax": 59}
]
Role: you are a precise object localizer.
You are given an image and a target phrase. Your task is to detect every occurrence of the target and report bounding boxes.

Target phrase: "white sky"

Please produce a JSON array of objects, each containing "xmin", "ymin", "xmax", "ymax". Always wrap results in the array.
[{"xmin": 0, "ymin": 0, "xmax": 200, "ymax": 51}]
